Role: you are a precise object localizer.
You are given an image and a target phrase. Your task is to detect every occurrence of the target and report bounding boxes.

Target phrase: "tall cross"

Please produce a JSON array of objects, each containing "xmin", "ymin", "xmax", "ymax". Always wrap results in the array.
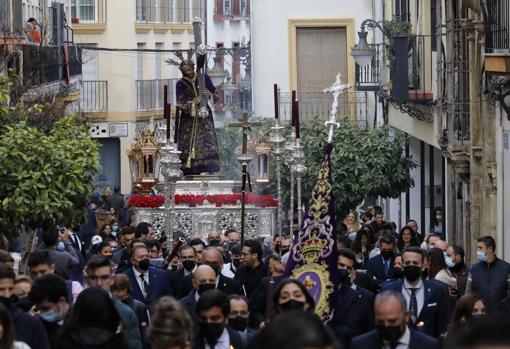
[{"xmin": 229, "ymin": 113, "xmax": 262, "ymax": 155}]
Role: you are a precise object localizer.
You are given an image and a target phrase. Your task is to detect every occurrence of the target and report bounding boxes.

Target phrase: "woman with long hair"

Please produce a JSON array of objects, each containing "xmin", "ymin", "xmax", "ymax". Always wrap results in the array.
[
  {"xmin": 58, "ymin": 287, "xmax": 125, "ymax": 349},
  {"xmin": 343, "ymin": 211, "xmax": 360, "ymax": 235},
  {"xmin": 351, "ymin": 229, "xmax": 372, "ymax": 269},
  {"xmin": 428, "ymin": 247, "xmax": 457, "ymax": 295},
  {"xmin": 448, "ymin": 293, "xmax": 486, "ymax": 332},
  {"xmin": 397, "ymin": 226, "xmax": 419, "ymax": 252},
  {"xmin": 272, "ymin": 279, "xmax": 315, "ymax": 317}
]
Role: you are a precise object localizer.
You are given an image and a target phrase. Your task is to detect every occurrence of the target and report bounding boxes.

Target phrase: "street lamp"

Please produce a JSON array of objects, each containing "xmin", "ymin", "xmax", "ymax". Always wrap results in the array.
[
  {"xmin": 208, "ymin": 55, "xmax": 228, "ymax": 86},
  {"xmin": 351, "ymin": 19, "xmax": 387, "ymax": 67}
]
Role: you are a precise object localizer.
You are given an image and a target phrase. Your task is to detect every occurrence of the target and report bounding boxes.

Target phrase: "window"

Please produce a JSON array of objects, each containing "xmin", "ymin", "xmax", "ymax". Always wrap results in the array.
[
  {"xmin": 176, "ymin": 0, "xmax": 189, "ymax": 22},
  {"xmin": 393, "ymin": 0, "xmax": 410, "ymax": 22},
  {"xmin": 223, "ymin": 0, "xmax": 231, "ymax": 15},
  {"xmin": 239, "ymin": 0, "xmax": 248, "ymax": 17},
  {"xmin": 71, "ymin": 0, "xmax": 96, "ymax": 22}
]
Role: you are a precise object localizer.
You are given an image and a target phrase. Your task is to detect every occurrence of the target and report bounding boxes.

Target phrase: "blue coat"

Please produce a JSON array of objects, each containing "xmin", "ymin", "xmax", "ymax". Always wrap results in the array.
[
  {"xmin": 367, "ymin": 254, "xmax": 396, "ymax": 284},
  {"xmin": 381, "ymin": 279, "xmax": 449, "ymax": 338},
  {"xmin": 123, "ymin": 267, "xmax": 173, "ymax": 307},
  {"xmin": 350, "ymin": 328, "xmax": 439, "ymax": 349}
]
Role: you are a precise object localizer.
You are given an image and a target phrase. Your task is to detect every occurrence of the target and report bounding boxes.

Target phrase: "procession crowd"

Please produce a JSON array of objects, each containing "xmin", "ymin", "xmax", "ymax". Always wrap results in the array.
[{"xmin": 0, "ymin": 196, "xmax": 508, "ymax": 349}]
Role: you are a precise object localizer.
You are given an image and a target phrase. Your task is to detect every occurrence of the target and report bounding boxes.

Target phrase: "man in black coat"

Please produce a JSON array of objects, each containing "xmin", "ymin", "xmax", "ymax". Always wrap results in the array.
[
  {"xmin": 367, "ymin": 234, "xmax": 398, "ymax": 287},
  {"xmin": 248, "ymin": 274, "xmax": 285, "ymax": 327},
  {"xmin": 180, "ymin": 265, "xmax": 218, "ymax": 325},
  {"xmin": 235, "ymin": 239, "xmax": 268, "ymax": 298},
  {"xmin": 177, "ymin": 247, "xmax": 244, "ymax": 299},
  {"xmin": 169, "ymin": 244, "xmax": 198, "ymax": 296},
  {"xmin": 351, "ymin": 290, "xmax": 439, "ymax": 349},
  {"xmin": 193, "ymin": 290, "xmax": 244, "ymax": 349}
]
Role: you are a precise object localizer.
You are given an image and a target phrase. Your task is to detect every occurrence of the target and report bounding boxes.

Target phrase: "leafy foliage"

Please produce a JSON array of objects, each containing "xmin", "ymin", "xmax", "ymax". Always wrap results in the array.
[
  {"xmin": 217, "ymin": 126, "xmax": 242, "ymax": 180},
  {"xmin": 0, "ymin": 116, "xmax": 100, "ymax": 236},
  {"xmin": 270, "ymin": 118, "xmax": 416, "ymax": 218}
]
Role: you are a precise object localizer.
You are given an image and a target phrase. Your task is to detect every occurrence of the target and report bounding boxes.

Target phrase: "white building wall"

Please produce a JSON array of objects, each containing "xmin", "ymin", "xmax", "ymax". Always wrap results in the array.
[{"xmin": 251, "ymin": 0, "xmax": 374, "ymax": 119}]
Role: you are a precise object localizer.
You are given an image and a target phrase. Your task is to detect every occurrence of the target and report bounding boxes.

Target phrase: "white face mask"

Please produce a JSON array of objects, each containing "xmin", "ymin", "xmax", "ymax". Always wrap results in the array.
[{"xmin": 436, "ymin": 215, "xmax": 443, "ymax": 220}]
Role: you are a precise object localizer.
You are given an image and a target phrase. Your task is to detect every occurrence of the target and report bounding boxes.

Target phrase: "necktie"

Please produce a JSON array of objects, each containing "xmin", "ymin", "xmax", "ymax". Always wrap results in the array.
[
  {"xmin": 409, "ymin": 288, "xmax": 418, "ymax": 324},
  {"xmin": 384, "ymin": 260, "xmax": 390, "ymax": 276},
  {"xmin": 140, "ymin": 273, "xmax": 149, "ymax": 296}
]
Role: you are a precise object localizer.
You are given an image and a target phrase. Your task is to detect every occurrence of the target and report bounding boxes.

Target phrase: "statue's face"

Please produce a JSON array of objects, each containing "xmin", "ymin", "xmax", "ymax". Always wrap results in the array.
[{"xmin": 181, "ymin": 65, "xmax": 195, "ymax": 79}]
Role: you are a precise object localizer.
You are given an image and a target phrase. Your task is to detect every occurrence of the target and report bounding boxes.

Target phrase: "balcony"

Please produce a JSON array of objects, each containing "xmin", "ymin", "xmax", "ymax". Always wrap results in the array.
[
  {"xmin": 135, "ymin": 0, "xmax": 203, "ymax": 32},
  {"xmin": 20, "ymin": 45, "xmax": 82, "ymax": 87},
  {"xmin": 278, "ymin": 91, "xmax": 369, "ymax": 130},
  {"xmin": 72, "ymin": 0, "xmax": 108, "ymax": 34},
  {"xmin": 67, "ymin": 80, "xmax": 108, "ymax": 116},
  {"xmin": 387, "ymin": 35, "xmax": 434, "ymax": 104},
  {"xmin": 136, "ymin": 79, "xmax": 178, "ymax": 115},
  {"xmin": 484, "ymin": 0, "xmax": 510, "ymax": 74}
]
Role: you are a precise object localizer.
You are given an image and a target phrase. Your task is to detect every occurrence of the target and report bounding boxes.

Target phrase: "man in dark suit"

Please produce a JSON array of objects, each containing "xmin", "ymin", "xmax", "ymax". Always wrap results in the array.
[
  {"xmin": 177, "ymin": 247, "xmax": 244, "ymax": 299},
  {"xmin": 180, "ymin": 264, "xmax": 217, "ymax": 325},
  {"xmin": 381, "ymin": 247, "xmax": 449, "ymax": 338},
  {"xmin": 235, "ymin": 239, "xmax": 268, "ymax": 298},
  {"xmin": 122, "ymin": 245, "xmax": 172, "ymax": 308},
  {"xmin": 193, "ymin": 289, "xmax": 244, "ymax": 349},
  {"xmin": 367, "ymin": 234, "xmax": 397, "ymax": 287},
  {"xmin": 169, "ymin": 244, "xmax": 198, "ymax": 296},
  {"xmin": 228, "ymin": 295, "xmax": 256, "ymax": 347},
  {"xmin": 350, "ymin": 290, "xmax": 439, "ymax": 349}
]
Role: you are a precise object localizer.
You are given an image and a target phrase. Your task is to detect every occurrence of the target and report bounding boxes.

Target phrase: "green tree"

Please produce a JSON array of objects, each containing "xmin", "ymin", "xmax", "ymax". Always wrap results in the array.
[
  {"xmin": 0, "ymin": 116, "xmax": 101, "ymax": 237},
  {"xmin": 271, "ymin": 118, "xmax": 416, "ymax": 218}
]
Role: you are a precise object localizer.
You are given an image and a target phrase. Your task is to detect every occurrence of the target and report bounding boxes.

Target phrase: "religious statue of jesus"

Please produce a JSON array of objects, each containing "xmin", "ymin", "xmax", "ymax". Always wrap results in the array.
[{"xmin": 175, "ymin": 59, "xmax": 220, "ymax": 176}]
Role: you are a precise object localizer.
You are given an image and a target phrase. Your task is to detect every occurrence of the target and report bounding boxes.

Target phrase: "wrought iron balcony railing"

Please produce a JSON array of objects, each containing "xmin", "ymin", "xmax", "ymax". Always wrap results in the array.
[
  {"xmin": 408, "ymin": 35, "xmax": 434, "ymax": 103},
  {"xmin": 136, "ymin": 0, "xmax": 203, "ymax": 23},
  {"xmin": 81, "ymin": 80, "xmax": 108, "ymax": 112},
  {"xmin": 278, "ymin": 91, "xmax": 369, "ymax": 130},
  {"xmin": 485, "ymin": 0, "xmax": 510, "ymax": 53},
  {"xmin": 136, "ymin": 79, "xmax": 178, "ymax": 111}
]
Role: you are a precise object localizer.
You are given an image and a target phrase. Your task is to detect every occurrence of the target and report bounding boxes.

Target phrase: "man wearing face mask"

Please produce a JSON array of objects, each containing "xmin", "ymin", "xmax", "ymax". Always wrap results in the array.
[
  {"xmin": 351, "ymin": 290, "xmax": 439, "ymax": 349},
  {"xmin": 466, "ymin": 235, "xmax": 510, "ymax": 314},
  {"xmin": 382, "ymin": 247, "xmax": 449, "ymax": 338},
  {"xmin": 122, "ymin": 245, "xmax": 173, "ymax": 307},
  {"xmin": 180, "ymin": 265, "xmax": 217, "ymax": 325},
  {"xmin": 228, "ymin": 295, "xmax": 255, "ymax": 347},
  {"xmin": 367, "ymin": 234, "xmax": 398, "ymax": 287},
  {"xmin": 446, "ymin": 245, "xmax": 469, "ymax": 296},
  {"xmin": 39, "ymin": 227, "xmax": 80, "ymax": 279},
  {"xmin": 329, "ymin": 249, "xmax": 373, "ymax": 347},
  {"xmin": 29, "ymin": 273, "xmax": 71, "ymax": 348},
  {"xmin": 170, "ymin": 245, "xmax": 198, "ymax": 296},
  {"xmin": 0, "ymin": 264, "xmax": 51, "ymax": 349},
  {"xmin": 221, "ymin": 244, "xmax": 242, "ymax": 278},
  {"xmin": 207, "ymin": 231, "xmax": 222, "ymax": 247},
  {"xmin": 194, "ymin": 290, "xmax": 243, "ymax": 349},
  {"xmin": 177, "ymin": 247, "xmax": 244, "ymax": 299}
]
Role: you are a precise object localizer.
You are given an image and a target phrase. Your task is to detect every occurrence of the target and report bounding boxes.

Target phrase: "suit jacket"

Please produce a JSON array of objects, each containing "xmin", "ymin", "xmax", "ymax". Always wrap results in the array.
[
  {"xmin": 382, "ymin": 279, "xmax": 449, "ymax": 338},
  {"xmin": 192, "ymin": 328, "xmax": 244, "ymax": 349},
  {"xmin": 350, "ymin": 328, "xmax": 439, "ymax": 349},
  {"xmin": 328, "ymin": 285, "xmax": 362, "ymax": 347},
  {"xmin": 248, "ymin": 275, "xmax": 285, "ymax": 327},
  {"xmin": 169, "ymin": 268, "xmax": 187, "ymax": 297},
  {"xmin": 367, "ymin": 254, "xmax": 396, "ymax": 284},
  {"xmin": 353, "ymin": 285, "xmax": 375, "ymax": 335},
  {"xmin": 355, "ymin": 270, "xmax": 378, "ymax": 294},
  {"xmin": 179, "ymin": 289, "xmax": 199, "ymax": 325},
  {"xmin": 177, "ymin": 273, "xmax": 244, "ymax": 299},
  {"xmin": 123, "ymin": 267, "xmax": 173, "ymax": 307}
]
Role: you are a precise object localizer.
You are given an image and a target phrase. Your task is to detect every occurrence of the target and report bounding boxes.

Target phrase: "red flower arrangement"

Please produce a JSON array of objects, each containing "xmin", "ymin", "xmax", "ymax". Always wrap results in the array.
[{"xmin": 128, "ymin": 193, "xmax": 278, "ymax": 209}]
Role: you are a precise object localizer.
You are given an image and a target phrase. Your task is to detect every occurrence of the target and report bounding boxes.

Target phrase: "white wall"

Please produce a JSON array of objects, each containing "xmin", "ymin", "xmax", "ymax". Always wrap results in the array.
[{"xmin": 251, "ymin": 0, "xmax": 373, "ymax": 118}]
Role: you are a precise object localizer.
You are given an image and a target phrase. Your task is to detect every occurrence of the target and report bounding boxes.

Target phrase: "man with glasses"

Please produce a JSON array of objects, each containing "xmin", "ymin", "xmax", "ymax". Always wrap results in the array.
[
  {"xmin": 85, "ymin": 256, "xmax": 143, "ymax": 349},
  {"xmin": 170, "ymin": 245, "xmax": 198, "ymax": 297}
]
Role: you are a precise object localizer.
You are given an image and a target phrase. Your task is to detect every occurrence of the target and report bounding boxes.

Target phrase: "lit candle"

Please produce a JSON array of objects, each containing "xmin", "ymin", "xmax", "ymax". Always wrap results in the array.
[
  {"xmin": 295, "ymin": 99, "xmax": 300, "ymax": 139},
  {"xmin": 274, "ymin": 84, "xmax": 279, "ymax": 119}
]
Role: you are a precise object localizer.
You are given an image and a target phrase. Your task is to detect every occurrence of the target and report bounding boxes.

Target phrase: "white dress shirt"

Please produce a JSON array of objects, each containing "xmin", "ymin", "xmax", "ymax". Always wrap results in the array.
[
  {"xmin": 383, "ymin": 326, "xmax": 411, "ymax": 349},
  {"xmin": 402, "ymin": 279, "xmax": 424, "ymax": 317},
  {"xmin": 132, "ymin": 267, "xmax": 149, "ymax": 297},
  {"xmin": 204, "ymin": 328, "xmax": 230, "ymax": 349}
]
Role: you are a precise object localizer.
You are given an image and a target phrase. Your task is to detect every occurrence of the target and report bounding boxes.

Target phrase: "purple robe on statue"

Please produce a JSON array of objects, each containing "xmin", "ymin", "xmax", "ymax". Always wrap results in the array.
[{"xmin": 176, "ymin": 74, "xmax": 220, "ymax": 175}]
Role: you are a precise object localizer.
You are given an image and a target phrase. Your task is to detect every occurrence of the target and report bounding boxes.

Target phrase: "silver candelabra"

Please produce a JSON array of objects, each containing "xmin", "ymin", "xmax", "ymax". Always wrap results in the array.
[
  {"xmin": 292, "ymin": 137, "xmax": 307, "ymax": 228},
  {"xmin": 270, "ymin": 119, "xmax": 286, "ymax": 238},
  {"xmin": 158, "ymin": 125, "xmax": 183, "ymax": 244}
]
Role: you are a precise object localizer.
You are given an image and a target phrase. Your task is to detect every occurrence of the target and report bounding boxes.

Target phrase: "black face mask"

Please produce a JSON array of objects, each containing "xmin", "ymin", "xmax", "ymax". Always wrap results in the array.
[
  {"xmin": 381, "ymin": 250, "xmax": 394, "ymax": 260},
  {"xmin": 208, "ymin": 239, "xmax": 221, "ymax": 247},
  {"xmin": 182, "ymin": 260, "xmax": 196, "ymax": 272},
  {"xmin": 137, "ymin": 258, "xmax": 150, "ymax": 271},
  {"xmin": 232, "ymin": 259, "xmax": 242, "ymax": 269},
  {"xmin": 338, "ymin": 268, "xmax": 350, "ymax": 284},
  {"xmin": 200, "ymin": 322, "xmax": 225, "ymax": 342},
  {"xmin": 0, "ymin": 295, "xmax": 17, "ymax": 310},
  {"xmin": 228, "ymin": 316, "xmax": 249, "ymax": 331},
  {"xmin": 280, "ymin": 299, "xmax": 305, "ymax": 312},
  {"xmin": 203, "ymin": 262, "xmax": 221, "ymax": 276},
  {"xmin": 197, "ymin": 283, "xmax": 216, "ymax": 295},
  {"xmin": 281, "ymin": 248, "xmax": 290, "ymax": 255},
  {"xmin": 393, "ymin": 268, "xmax": 405, "ymax": 279},
  {"xmin": 376, "ymin": 323, "xmax": 405, "ymax": 342},
  {"xmin": 404, "ymin": 265, "xmax": 422, "ymax": 283}
]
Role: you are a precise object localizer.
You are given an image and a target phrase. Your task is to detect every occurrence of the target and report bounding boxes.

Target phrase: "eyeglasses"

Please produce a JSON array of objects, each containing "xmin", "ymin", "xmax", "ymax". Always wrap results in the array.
[{"xmin": 87, "ymin": 275, "xmax": 111, "ymax": 282}]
